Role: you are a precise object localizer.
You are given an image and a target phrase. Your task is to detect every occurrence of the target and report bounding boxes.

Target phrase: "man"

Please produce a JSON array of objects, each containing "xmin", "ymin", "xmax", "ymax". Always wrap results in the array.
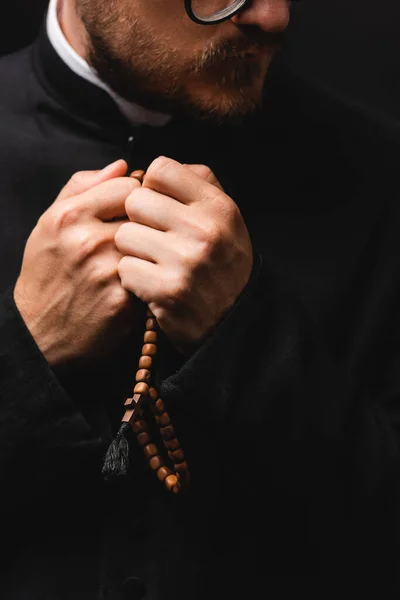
[{"xmin": 0, "ymin": 0, "xmax": 399, "ymax": 598}]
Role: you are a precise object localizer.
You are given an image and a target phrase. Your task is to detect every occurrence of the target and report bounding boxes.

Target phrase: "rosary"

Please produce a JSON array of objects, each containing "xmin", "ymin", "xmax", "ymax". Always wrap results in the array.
[{"xmin": 102, "ymin": 169, "xmax": 190, "ymax": 494}]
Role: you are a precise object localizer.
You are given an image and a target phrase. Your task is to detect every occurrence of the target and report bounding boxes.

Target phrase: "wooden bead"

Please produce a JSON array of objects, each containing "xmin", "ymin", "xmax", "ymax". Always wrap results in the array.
[
  {"xmin": 157, "ymin": 466, "xmax": 172, "ymax": 482},
  {"xmin": 139, "ymin": 355, "xmax": 152, "ymax": 370},
  {"xmin": 137, "ymin": 432, "xmax": 151, "ymax": 447},
  {"xmin": 144, "ymin": 330, "xmax": 157, "ymax": 344},
  {"xmin": 165, "ymin": 474, "xmax": 180, "ymax": 493},
  {"xmin": 160, "ymin": 425, "xmax": 175, "ymax": 440},
  {"xmin": 148, "ymin": 386, "xmax": 158, "ymax": 401},
  {"xmin": 146, "ymin": 318, "xmax": 158, "ymax": 331},
  {"xmin": 152, "ymin": 398, "xmax": 165, "ymax": 415},
  {"xmin": 146, "ymin": 307, "xmax": 154, "ymax": 317},
  {"xmin": 156, "ymin": 412, "xmax": 171, "ymax": 427},
  {"xmin": 168, "ymin": 448, "xmax": 185, "ymax": 463},
  {"xmin": 142, "ymin": 344, "xmax": 157, "ymax": 357},
  {"xmin": 130, "ymin": 169, "xmax": 145, "ymax": 183},
  {"xmin": 135, "ymin": 369, "xmax": 151, "ymax": 383},
  {"xmin": 134, "ymin": 382, "xmax": 149, "ymax": 395},
  {"xmin": 131, "ymin": 419, "xmax": 148, "ymax": 434},
  {"xmin": 144, "ymin": 443, "xmax": 158, "ymax": 459},
  {"xmin": 164, "ymin": 438, "xmax": 180, "ymax": 451},
  {"xmin": 149, "ymin": 455, "xmax": 164, "ymax": 471}
]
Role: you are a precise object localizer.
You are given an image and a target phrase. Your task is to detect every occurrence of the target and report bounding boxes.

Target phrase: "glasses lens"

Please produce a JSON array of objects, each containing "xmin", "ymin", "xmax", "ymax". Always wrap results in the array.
[{"xmin": 190, "ymin": 0, "xmax": 246, "ymax": 22}]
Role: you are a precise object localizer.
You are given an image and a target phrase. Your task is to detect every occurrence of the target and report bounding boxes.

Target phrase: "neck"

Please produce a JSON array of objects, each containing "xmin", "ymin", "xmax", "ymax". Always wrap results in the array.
[{"xmin": 58, "ymin": 0, "xmax": 88, "ymax": 60}]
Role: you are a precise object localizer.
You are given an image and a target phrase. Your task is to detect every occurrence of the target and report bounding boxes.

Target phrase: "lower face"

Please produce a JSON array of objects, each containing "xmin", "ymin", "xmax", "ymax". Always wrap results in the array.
[{"xmin": 77, "ymin": 0, "xmax": 288, "ymax": 122}]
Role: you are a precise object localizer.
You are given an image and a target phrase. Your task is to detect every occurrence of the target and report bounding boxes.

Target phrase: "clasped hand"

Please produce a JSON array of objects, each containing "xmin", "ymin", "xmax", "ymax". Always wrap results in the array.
[
  {"xmin": 14, "ymin": 157, "xmax": 252, "ymax": 367},
  {"xmin": 116, "ymin": 156, "xmax": 253, "ymax": 355}
]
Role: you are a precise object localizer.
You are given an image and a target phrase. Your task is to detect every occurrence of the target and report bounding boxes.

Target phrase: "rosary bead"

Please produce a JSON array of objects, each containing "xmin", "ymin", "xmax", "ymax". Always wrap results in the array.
[
  {"xmin": 146, "ymin": 318, "xmax": 158, "ymax": 331},
  {"xmin": 168, "ymin": 448, "xmax": 185, "ymax": 463},
  {"xmin": 165, "ymin": 474, "xmax": 180, "ymax": 493},
  {"xmin": 136, "ymin": 369, "xmax": 151, "ymax": 383},
  {"xmin": 130, "ymin": 169, "xmax": 145, "ymax": 183},
  {"xmin": 134, "ymin": 382, "xmax": 149, "ymax": 395},
  {"xmin": 164, "ymin": 438, "xmax": 180, "ymax": 451},
  {"xmin": 152, "ymin": 398, "xmax": 165, "ymax": 415},
  {"xmin": 148, "ymin": 386, "xmax": 158, "ymax": 401},
  {"xmin": 149, "ymin": 455, "xmax": 164, "ymax": 471},
  {"xmin": 160, "ymin": 425, "xmax": 175, "ymax": 440},
  {"xmin": 156, "ymin": 412, "xmax": 171, "ymax": 427},
  {"xmin": 137, "ymin": 432, "xmax": 151, "ymax": 447},
  {"xmin": 131, "ymin": 419, "xmax": 148, "ymax": 434},
  {"xmin": 157, "ymin": 466, "xmax": 172, "ymax": 482},
  {"xmin": 144, "ymin": 330, "xmax": 157, "ymax": 344},
  {"xmin": 144, "ymin": 443, "xmax": 158, "ymax": 459},
  {"xmin": 142, "ymin": 343, "xmax": 157, "ymax": 357},
  {"xmin": 139, "ymin": 355, "xmax": 152, "ymax": 370}
]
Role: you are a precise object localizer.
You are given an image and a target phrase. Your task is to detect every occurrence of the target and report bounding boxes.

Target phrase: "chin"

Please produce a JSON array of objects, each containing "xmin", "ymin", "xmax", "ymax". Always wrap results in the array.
[
  {"xmin": 187, "ymin": 75, "xmax": 267, "ymax": 123},
  {"xmin": 187, "ymin": 53, "xmax": 271, "ymax": 119}
]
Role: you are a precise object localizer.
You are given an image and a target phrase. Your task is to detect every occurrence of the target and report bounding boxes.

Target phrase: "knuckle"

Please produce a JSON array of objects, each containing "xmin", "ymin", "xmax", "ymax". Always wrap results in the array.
[
  {"xmin": 90, "ymin": 260, "xmax": 116, "ymax": 287},
  {"xmin": 164, "ymin": 271, "xmax": 191, "ymax": 306},
  {"xmin": 70, "ymin": 170, "xmax": 87, "ymax": 187},
  {"xmin": 117, "ymin": 255, "xmax": 130, "ymax": 285},
  {"xmin": 114, "ymin": 222, "xmax": 128, "ymax": 249},
  {"xmin": 198, "ymin": 221, "xmax": 220, "ymax": 246},
  {"xmin": 195, "ymin": 164, "xmax": 213, "ymax": 180},
  {"xmin": 147, "ymin": 155, "xmax": 173, "ymax": 180},
  {"xmin": 51, "ymin": 201, "xmax": 82, "ymax": 231},
  {"xmin": 109, "ymin": 283, "xmax": 130, "ymax": 311},
  {"xmin": 73, "ymin": 229, "xmax": 98, "ymax": 262},
  {"xmin": 125, "ymin": 187, "xmax": 144, "ymax": 219},
  {"xmin": 224, "ymin": 201, "xmax": 243, "ymax": 229}
]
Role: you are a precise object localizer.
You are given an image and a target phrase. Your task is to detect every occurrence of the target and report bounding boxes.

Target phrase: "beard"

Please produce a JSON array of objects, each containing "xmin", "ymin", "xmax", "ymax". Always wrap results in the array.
[{"xmin": 77, "ymin": 0, "xmax": 282, "ymax": 123}]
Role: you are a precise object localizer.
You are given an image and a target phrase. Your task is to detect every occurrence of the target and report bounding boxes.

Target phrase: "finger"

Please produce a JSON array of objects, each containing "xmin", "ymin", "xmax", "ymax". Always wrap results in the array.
[
  {"xmin": 118, "ymin": 255, "xmax": 162, "ymax": 305},
  {"xmin": 63, "ymin": 219, "xmax": 130, "ymax": 261},
  {"xmin": 57, "ymin": 159, "xmax": 128, "ymax": 202},
  {"xmin": 115, "ymin": 221, "xmax": 175, "ymax": 265},
  {"xmin": 182, "ymin": 164, "xmax": 224, "ymax": 190},
  {"xmin": 76, "ymin": 176, "xmax": 142, "ymax": 222},
  {"xmin": 143, "ymin": 156, "xmax": 223, "ymax": 206},
  {"xmin": 125, "ymin": 187, "xmax": 186, "ymax": 232}
]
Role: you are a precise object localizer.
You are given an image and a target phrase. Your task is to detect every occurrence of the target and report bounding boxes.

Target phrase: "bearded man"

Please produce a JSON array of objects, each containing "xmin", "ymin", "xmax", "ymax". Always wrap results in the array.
[{"xmin": 0, "ymin": 0, "xmax": 399, "ymax": 598}]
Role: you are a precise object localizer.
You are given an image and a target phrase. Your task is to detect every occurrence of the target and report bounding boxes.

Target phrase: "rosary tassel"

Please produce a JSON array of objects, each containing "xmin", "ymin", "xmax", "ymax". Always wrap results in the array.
[{"xmin": 102, "ymin": 422, "xmax": 130, "ymax": 481}]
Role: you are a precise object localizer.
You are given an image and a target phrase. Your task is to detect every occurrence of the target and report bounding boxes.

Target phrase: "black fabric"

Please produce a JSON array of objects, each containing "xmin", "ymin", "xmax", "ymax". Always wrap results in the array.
[{"xmin": 1, "ymin": 24, "xmax": 400, "ymax": 599}]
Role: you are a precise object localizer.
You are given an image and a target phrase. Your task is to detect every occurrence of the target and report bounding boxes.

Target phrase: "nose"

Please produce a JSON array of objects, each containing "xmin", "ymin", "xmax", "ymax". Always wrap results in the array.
[{"xmin": 230, "ymin": 0, "xmax": 290, "ymax": 32}]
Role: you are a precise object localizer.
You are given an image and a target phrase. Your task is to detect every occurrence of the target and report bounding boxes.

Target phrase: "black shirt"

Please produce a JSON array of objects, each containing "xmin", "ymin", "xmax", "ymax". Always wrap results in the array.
[{"xmin": 0, "ymin": 26, "xmax": 400, "ymax": 600}]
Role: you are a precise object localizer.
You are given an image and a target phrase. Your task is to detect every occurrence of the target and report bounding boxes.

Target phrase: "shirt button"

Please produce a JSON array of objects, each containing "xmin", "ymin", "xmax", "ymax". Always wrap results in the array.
[{"xmin": 122, "ymin": 576, "xmax": 147, "ymax": 600}]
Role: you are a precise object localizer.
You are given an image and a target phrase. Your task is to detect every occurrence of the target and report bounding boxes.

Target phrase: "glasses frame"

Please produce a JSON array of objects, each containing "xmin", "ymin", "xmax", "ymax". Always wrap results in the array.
[{"xmin": 184, "ymin": 0, "xmax": 248, "ymax": 25}]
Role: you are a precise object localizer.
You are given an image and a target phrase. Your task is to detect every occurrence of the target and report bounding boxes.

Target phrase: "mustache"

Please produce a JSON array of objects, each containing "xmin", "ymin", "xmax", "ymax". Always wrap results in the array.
[{"xmin": 193, "ymin": 31, "xmax": 284, "ymax": 71}]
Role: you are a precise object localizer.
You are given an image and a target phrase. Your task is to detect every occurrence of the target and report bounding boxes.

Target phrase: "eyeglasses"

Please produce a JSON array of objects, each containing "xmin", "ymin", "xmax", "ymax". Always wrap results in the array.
[
  {"xmin": 184, "ymin": 0, "xmax": 248, "ymax": 25},
  {"xmin": 185, "ymin": 0, "xmax": 301, "ymax": 25}
]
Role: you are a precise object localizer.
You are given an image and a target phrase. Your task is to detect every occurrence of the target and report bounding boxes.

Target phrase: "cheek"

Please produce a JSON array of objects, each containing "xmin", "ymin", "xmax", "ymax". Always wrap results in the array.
[{"xmin": 140, "ymin": 0, "xmax": 218, "ymax": 51}]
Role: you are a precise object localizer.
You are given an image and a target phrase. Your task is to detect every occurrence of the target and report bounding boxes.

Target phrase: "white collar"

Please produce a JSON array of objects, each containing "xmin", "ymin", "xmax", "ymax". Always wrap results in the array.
[{"xmin": 46, "ymin": 0, "xmax": 171, "ymax": 127}]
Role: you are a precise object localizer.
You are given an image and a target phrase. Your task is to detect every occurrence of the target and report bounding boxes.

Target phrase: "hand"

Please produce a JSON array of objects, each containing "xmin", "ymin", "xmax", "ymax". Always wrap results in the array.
[
  {"xmin": 14, "ymin": 160, "xmax": 142, "ymax": 368},
  {"xmin": 115, "ymin": 156, "xmax": 253, "ymax": 355}
]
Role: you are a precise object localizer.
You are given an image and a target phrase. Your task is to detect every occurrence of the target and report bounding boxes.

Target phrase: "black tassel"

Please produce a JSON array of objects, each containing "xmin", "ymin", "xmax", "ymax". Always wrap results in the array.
[{"xmin": 102, "ymin": 422, "xmax": 131, "ymax": 481}]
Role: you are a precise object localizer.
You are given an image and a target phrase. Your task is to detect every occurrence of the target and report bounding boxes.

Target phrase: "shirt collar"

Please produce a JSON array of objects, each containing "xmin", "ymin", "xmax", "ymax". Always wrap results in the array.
[{"xmin": 46, "ymin": 0, "xmax": 171, "ymax": 127}]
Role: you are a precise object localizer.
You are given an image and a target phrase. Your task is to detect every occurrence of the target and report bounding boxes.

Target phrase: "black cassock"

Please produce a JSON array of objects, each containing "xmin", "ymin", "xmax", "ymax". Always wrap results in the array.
[{"xmin": 1, "ymin": 26, "xmax": 400, "ymax": 600}]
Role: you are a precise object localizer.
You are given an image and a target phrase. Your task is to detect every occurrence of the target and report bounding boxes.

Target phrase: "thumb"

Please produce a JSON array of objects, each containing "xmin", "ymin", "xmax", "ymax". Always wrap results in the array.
[{"xmin": 57, "ymin": 159, "xmax": 128, "ymax": 202}]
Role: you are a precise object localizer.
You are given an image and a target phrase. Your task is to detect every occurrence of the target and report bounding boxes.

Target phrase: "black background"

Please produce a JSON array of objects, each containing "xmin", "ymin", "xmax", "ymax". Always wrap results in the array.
[{"xmin": 1, "ymin": 0, "xmax": 399, "ymax": 120}]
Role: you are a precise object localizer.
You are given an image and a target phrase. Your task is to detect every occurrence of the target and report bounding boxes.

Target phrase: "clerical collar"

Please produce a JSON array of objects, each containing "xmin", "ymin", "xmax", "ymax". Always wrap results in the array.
[{"xmin": 46, "ymin": 0, "xmax": 171, "ymax": 127}]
